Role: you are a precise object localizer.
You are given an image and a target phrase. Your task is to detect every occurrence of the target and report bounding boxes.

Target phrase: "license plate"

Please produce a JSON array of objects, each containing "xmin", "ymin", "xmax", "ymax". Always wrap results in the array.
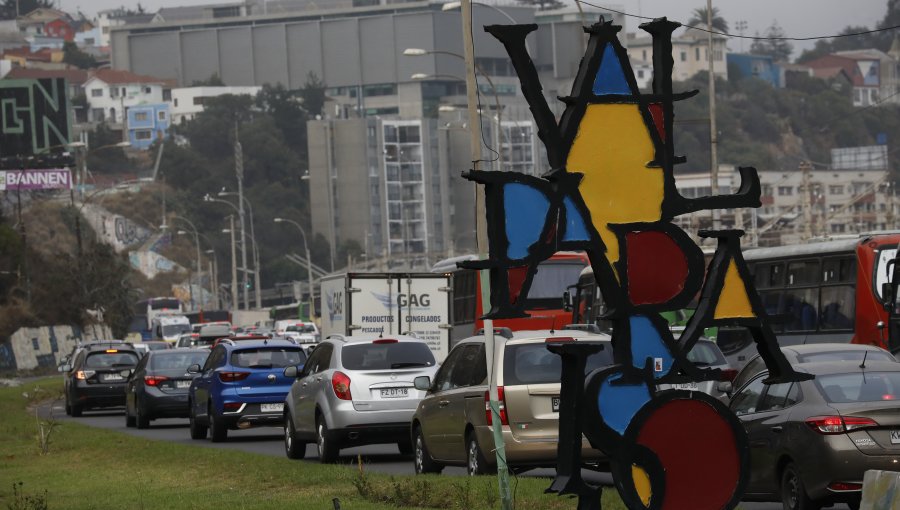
[
  {"xmin": 260, "ymin": 403, "xmax": 284, "ymax": 413},
  {"xmin": 103, "ymin": 373, "xmax": 123, "ymax": 381},
  {"xmin": 891, "ymin": 430, "xmax": 900, "ymax": 445},
  {"xmin": 552, "ymin": 397, "xmax": 561, "ymax": 412},
  {"xmin": 380, "ymin": 388, "xmax": 409, "ymax": 399},
  {"xmin": 176, "ymin": 380, "xmax": 191, "ymax": 389},
  {"xmin": 673, "ymin": 382, "xmax": 699, "ymax": 391}
]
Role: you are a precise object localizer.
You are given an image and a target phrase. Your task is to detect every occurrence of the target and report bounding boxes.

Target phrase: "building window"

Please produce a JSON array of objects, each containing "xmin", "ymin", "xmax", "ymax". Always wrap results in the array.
[
  {"xmin": 174, "ymin": 98, "xmax": 179, "ymax": 107},
  {"xmin": 642, "ymin": 50, "xmax": 647, "ymax": 61},
  {"xmin": 695, "ymin": 48, "xmax": 700, "ymax": 60},
  {"xmin": 109, "ymin": 108, "xmax": 116, "ymax": 122},
  {"xmin": 362, "ymin": 83, "xmax": 397, "ymax": 97},
  {"xmin": 135, "ymin": 130, "xmax": 153, "ymax": 140},
  {"xmin": 162, "ymin": 89, "xmax": 171, "ymax": 101},
  {"xmin": 134, "ymin": 112, "xmax": 148, "ymax": 121},
  {"xmin": 193, "ymin": 96, "xmax": 206, "ymax": 106},
  {"xmin": 158, "ymin": 111, "xmax": 167, "ymax": 121},
  {"xmin": 829, "ymin": 185, "xmax": 843, "ymax": 194},
  {"xmin": 680, "ymin": 51, "xmax": 687, "ymax": 62},
  {"xmin": 637, "ymin": 70, "xmax": 644, "ymax": 79},
  {"xmin": 91, "ymin": 108, "xmax": 105, "ymax": 121},
  {"xmin": 91, "ymin": 88, "xmax": 103, "ymax": 97},
  {"xmin": 778, "ymin": 186, "xmax": 793, "ymax": 196}
]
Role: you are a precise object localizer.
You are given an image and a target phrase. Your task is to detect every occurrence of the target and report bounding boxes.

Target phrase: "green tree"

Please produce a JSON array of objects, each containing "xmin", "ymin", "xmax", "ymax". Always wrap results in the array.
[
  {"xmin": 687, "ymin": 6, "xmax": 728, "ymax": 32},
  {"xmin": 0, "ymin": 0, "xmax": 54, "ymax": 19},
  {"xmin": 62, "ymin": 41, "xmax": 97, "ymax": 70},
  {"xmin": 86, "ymin": 124, "xmax": 129, "ymax": 174},
  {"xmin": 191, "ymin": 73, "xmax": 226, "ymax": 87},
  {"xmin": 749, "ymin": 21, "xmax": 793, "ymax": 62},
  {"xmin": 299, "ymin": 72, "xmax": 327, "ymax": 119}
]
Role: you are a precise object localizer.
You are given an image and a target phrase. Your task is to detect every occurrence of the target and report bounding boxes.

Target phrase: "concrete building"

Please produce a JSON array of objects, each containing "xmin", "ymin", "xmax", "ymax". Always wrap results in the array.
[
  {"xmin": 805, "ymin": 48, "xmax": 900, "ymax": 107},
  {"xmin": 170, "ymin": 85, "xmax": 261, "ymax": 124},
  {"xmin": 625, "ymin": 26, "xmax": 728, "ymax": 82},
  {"xmin": 83, "ymin": 68, "xmax": 172, "ymax": 125},
  {"xmin": 126, "ymin": 103, "xmax": 170, "ymax": 149}
]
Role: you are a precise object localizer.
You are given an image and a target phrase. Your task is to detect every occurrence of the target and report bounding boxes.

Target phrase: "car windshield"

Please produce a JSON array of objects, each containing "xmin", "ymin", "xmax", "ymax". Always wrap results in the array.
[
  {"xmin": 503, "ymin": 342, "xmax": 613, "ymax": 385},
  {"xmin": 231, "ymin": 347, "xmax": 306, "ymax": 369},
  {"xmin": 162, "ymin": 324, "xmax": 191, "ymax": 336},
  {"xmin": 686, "ymin": 342, "xmax": 727, "ymax": 366},
  {"xmin": 816, "ymin": 371, "xmax": 900, "ymax": 403},
  {"xmin": 286, "ymin": 325, "xmax": 316, "ymax": 333},
  {"xmin": 146, "ymin": 343, "xmax": 169, "ymax": 351},
  {"xmin": 150, "ymin": 351, "xmax": 208, "ymax": 370},
  {"xmin": 85, "ymin": 351, "xmax": 139, "ymax": 369},
  {"xmin": 797, "ymin": 350, "xmax": 896, "ymax": 364},
  {"xmin": 341, "ymin": 342, "xmax": 436, "ymax": 370}
]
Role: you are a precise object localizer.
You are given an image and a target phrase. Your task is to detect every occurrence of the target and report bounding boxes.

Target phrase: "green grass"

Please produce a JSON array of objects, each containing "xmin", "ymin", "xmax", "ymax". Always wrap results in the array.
[{"xmin": 0, "ymin": 378, "xmax": 626, "ymax": 509}]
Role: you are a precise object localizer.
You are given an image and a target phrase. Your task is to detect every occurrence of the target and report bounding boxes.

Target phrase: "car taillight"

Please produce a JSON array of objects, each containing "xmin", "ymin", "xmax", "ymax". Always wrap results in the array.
[
  {"xmin": 545, "ymin": 337, "xmax": 575, "ymax": 343},
  {"xmin": 719, "ymin": 368, "xmax": 738, "ymax": 382},
  {"xmin": 332, "ymin": 371, "xmax": 352, "ymax": 400},
  {"xmin": 373, "ymin": 339, "xmax": 398, "ymax": 344},
  {"xmin": 218, "ymin": 371, "xmax": 250, "ymax": 382},
  {"xmin": 222, "ymin": 402, "xmax": 243, "ymax": 412},
  {"xmin": 484, "ymin": 386, "xmax": 508, "ymax": 426},
  {"xmin": 76, "ymin": 370, "xmax": 93, "ymax": 380},
  {"xmin": 806, "ymin": 415, "xmax": 878, "ymax": 434},
  {"xmin": 144, "ymin": 375, "xmax": 168, "ymax": 386},
  {"xmin": 828, "ymin": 482, "xmax": 863, "ymax": 491}
]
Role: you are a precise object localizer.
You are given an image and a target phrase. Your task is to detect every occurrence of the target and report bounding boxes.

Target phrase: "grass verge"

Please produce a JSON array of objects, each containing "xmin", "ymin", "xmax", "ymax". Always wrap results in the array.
[{"xmin": 0, "ymin": 378, "xmax": 626, "ymax": 510}]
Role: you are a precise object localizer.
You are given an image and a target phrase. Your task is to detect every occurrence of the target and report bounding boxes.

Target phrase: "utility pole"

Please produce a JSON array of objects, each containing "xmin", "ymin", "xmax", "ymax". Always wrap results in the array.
[
  {"xmin": 460, "ymin": 1, "xmax": 511, "ymax": 508},
  {"xmin": 801, "ymin": 161, "xmax": 813, "ymax": 240},
  {"xmin": 229, "ymin": 214, "xmax": 238, "ymax": 311},
  {"xmin": 235, "ymin": 121, "xmax": 249, "ymax": 309},
  {"xmin": 707, "ymin": 0, "xmax": 720, "ymax": 232}
]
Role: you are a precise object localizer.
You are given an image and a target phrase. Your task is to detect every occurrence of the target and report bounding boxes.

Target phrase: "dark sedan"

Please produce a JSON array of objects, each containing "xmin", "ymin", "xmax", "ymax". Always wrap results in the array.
[
  {"xmin": 732, "ymin": 360, "xmax": 900, "ymax": 510},
  {"xmin": 125, "ymin": 349, "xmax": 209, "ymax": 429}
]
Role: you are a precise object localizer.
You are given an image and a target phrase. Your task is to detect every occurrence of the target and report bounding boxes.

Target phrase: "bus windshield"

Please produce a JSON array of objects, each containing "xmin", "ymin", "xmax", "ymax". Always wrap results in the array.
[
  {"xmin": 526, "ymin": 261, "xmax": 587, "ymax": 306},
  {"xmin": 875, "ymin": 248, "xmax": 897, "ymax": 302}
]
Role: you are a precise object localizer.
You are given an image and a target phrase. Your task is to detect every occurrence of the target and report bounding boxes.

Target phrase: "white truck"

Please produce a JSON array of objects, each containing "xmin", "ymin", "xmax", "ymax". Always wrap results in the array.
[
  {"xmin": 320, "ymin": 272, "xmax": 452, "ymax": 362},
  {"xmin": 151, "ymin": 315, "xmax": 192, "ymax": 344}
]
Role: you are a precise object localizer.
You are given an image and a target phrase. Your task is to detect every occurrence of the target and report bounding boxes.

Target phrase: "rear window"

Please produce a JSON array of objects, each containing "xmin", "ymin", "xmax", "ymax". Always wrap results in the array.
[
  {"xmin": 85, "ymin": 351, "xmax": 139, "ymax": 369},
  {"xmin": 150, "ymin": 351, "xmax": 209, "ymax": 370},
  {"xmin": 162, "ymin": 324, "xmax": 191, "ymax": 336},
  {"xmin": 686, "ymin": 341, "xmax": 727, "ymax": 366},
  {"xmin": 816, "ymin": 371, "xmax": 900, "ymax": 403},
  {"xmin": 231, "ymin": 347, "xmax": 306, "ymax": 369},
  {"xmin": 797, "ymin": 350, "xmax": 896, "ymax": 364},
  {"xmin": 287, "ymin": 325, "xmax": 316, "ymax": 333},
  {"xmin": 341, "ymin": 342, "xmax": 436, "ymax": 370},
  {"xmin": 503, "ymin": 342, "xmax": 612, "ymax": 386}
]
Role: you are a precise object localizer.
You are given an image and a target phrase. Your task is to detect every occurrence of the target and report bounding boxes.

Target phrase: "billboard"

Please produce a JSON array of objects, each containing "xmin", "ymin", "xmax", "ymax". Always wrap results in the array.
[
  {"xmin": 0, "ymin": 78, "xmax": 71, "ymax": 158},
  {"xmin": 0, "ymin": 169, "xmax": 72, "ymax": 190}
]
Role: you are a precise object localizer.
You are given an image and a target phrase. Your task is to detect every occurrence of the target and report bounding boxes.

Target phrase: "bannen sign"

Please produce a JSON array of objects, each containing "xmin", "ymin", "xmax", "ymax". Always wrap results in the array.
[{"xmin": 0, "ymin": 169, "xmax": 72, "ymax": 191}]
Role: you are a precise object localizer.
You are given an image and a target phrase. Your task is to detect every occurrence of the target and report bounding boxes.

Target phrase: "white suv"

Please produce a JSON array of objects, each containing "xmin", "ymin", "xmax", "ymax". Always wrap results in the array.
[{"xmin": 282, "ymin": 334, "xmax": 438, "ymax": 462}]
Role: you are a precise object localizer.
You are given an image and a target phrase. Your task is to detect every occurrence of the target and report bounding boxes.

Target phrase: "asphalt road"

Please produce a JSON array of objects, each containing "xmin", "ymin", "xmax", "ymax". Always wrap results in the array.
[{"xmin": 48, "ymin": 402, "xmax": 853, "ymax": 510}]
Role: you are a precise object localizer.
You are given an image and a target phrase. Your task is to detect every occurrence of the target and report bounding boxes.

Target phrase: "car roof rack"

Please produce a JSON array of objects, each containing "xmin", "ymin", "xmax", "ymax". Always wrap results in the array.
[{"xmin": 475, "ymin": 327, "xmax": 514, "ymax": 339}]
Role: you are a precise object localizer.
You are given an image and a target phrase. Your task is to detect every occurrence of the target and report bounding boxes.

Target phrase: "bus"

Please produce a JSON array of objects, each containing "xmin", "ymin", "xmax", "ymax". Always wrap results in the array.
[
  {"xmin": 433, "ymin": 251, "xmax": 591, "ymax": 344},
  {"xmin": 568, "ymin": 233, "xmax": 900, "ymax": 368}
]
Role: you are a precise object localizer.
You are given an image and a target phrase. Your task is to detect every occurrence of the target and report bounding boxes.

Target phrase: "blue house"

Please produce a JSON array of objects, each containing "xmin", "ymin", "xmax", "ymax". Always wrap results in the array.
[
  {"xmin": 127, "ymin": 103, "xmax": 170, "ymax": 149},
  {"xmin": 727, "ymin": 53, "xmax": 781, "ymax": 88}
]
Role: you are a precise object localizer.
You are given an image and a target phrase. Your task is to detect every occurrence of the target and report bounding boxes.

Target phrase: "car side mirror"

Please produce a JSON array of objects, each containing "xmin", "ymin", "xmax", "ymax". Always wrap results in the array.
[
  {"xmin": 715, "ymin": 381, "xmax": 733, "ymax": 395},
  {"xmin": 414, "ymin": 376, "xmax": 432, "ymax": 391},
  {"xmin": 562, "ymin": 291, "xmax": 572, "ymax": 312},
  {"xmin": 283, "ymin": 366, "xmax": 300, "ymax": 378},
  {"xmin": 883, "ymin": 283, "xmax": 894, "ymax": 310},
  {"xmin": 58, "ymin": 364, "xmax": 71, "ymax": 373},
  {"xmin": 187, "ymin": 364, "xmax": 201, "ymax": 374},
  {"xmin": 120, "ymin": 369, "xmax": 132, "ymax": 378}
]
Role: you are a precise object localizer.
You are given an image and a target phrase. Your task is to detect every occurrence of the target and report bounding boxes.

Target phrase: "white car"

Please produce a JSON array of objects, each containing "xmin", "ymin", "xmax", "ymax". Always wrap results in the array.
[{"xmin": 280, "ymin": 322, "xmax": 319, "ymax": 343}]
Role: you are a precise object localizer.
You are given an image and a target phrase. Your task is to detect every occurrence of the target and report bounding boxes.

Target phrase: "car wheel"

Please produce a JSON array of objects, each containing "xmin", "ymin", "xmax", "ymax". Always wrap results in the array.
[
  {"xmin": 397, "ymin": 437, "xmax": 413, "ymax": 456},
  {"xmin": 188, "ymin": 401, "xmax": 207, "ymax": 440},
  {"xmin": 316, "ymin": 415, "xmax": 338, "ymax": 463},
  {"xmin": 781, "ymin": 462, "xmax": 820, "ymax": 510},
  {"xmin": 284, "ymin": 413, "xmax": 306, "ymax": 460},
  {"xmin": 467, "ymin": 433, "xmax": 494, "ymax": 476},
  {"xmin": 135, "ymin": 399, "xmax": 150, "ymax": 429},
  {"xmin": 413, "ymin": 425, "xmax": 443, "ymax": 474},
  {"xmin": 209, "ymin": 403, "xmax": 227, "ymax": 443},
  {"xmin": 846, "ymin": 498, "xmax": 860, "ymax": 510},
  {"xmin": 70, "ymin": 401, "xmax": 83, "ymax": 417}
]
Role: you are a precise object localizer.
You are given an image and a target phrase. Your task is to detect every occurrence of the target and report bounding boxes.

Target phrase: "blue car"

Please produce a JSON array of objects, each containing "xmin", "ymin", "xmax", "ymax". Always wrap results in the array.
[{"xmin": 187, "ymin": 338, "xmax": 306, "ymax": 442}]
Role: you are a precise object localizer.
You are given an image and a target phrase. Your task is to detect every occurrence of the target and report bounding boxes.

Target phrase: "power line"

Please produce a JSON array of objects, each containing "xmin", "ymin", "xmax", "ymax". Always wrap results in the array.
[{"xmin": 576, "ymin": 0, "xmax": 900, "ymax": 42}]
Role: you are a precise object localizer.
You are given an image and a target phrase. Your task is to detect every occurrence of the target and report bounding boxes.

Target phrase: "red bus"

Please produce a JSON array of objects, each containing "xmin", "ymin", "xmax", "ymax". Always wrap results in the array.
[{"xmin": 432, "ymin": 251, "xmax": 591, "ymax": 344}]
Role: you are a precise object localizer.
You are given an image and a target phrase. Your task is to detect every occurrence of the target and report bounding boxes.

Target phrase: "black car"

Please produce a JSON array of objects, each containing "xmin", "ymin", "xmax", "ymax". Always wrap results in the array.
[
  {"xmin": 125, "ymin": 349, "xmax": 210, "ymax": 429},
  {"xmin": 63, "ymin": 342, "xmax": 140, "ymax": 417}
]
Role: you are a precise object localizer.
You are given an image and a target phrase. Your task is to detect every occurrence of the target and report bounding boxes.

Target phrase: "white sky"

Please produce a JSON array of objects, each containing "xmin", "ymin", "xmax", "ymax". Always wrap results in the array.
[{"xmin": 58, "ymin": 0, "xmax": 889, "ymax": 58}]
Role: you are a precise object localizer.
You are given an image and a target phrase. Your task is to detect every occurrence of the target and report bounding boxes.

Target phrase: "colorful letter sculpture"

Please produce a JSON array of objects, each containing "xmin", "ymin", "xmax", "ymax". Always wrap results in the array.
[{"xmin": 461, "ymin": 17, "xmax": 813, "ymax": 510}]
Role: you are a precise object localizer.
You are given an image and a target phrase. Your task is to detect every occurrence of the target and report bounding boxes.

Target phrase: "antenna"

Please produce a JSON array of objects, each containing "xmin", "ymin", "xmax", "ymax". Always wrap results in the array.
[
  {"xmin": 550, "ymin": 315, "xmax": 556, "ymax": 334},
  {"xmin": 860, "ymin": 351, "xmax": 869, "ymax": 369}
]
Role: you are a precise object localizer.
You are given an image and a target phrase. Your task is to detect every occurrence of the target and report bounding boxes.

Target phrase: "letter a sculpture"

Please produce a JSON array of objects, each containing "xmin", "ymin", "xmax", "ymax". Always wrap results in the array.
[{"xmin": 461, "ymin": 17, "xmax": 813, "ymax": 510}]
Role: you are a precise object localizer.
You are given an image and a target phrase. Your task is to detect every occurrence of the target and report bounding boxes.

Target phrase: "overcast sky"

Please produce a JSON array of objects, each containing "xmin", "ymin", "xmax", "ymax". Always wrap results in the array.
[{"xmin": 58, "ymin": 0, "xmax": 889, "ymax": 58}]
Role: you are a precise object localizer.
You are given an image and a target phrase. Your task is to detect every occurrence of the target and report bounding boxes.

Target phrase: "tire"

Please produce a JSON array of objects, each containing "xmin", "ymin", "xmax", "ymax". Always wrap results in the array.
[
  {"xmin": 135, "ymin": 399, "xmax": 150, "ymax": 430},
  {"xmin": 284, "ymin": 413, "xmax": 306, "ymax": 460},
  {"xmin": 188, "ymin": 401, "xmax": 207, "ymax": 440},
  {"xmin": 467, "ymin": 433, "xmax": 494, "ymax": 476},
  {"xmin": 413, "ymin": 425, "xmax": 443, "ymax": 474},
  {"xmin": 781, "ymin": 462, "xmax": 820, "ymax": 510},
  {"xmin": 70, "ymin": 401, "xmax": 83, "ymax": 417},
  {"xmin": 209, "ymin": 403, "xmax": 227, "ymax": 443},
  {"xmin": 397, "ymin": 437, "xmax": 413, "ymax": 456},
  {"xmin": 316, "ymin": 415, "xmax": 338, "ymax": 463},
  {"xmin": 847, "ymin": 498, "xmax": 860, "ymax": 510}
]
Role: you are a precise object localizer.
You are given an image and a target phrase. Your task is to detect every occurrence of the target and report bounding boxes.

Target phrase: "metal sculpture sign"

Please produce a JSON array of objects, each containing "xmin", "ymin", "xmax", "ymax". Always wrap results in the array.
[
  {"xmin": 463, "ymin": 17, "xmax": 811, "ymax": 510},
  {"xmin": 0, "ymin": 78, "xmax": 71, "ymax": 158}
]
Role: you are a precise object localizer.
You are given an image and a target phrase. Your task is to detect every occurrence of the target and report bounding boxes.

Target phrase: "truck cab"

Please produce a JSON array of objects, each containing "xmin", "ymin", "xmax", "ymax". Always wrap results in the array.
[{"xmin": 152, "ymin": 315, "xmax": 192, "ymax": 344}]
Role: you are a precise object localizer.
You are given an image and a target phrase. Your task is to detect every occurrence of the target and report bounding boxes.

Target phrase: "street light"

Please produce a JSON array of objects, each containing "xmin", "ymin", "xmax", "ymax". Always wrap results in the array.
[
  {"xmin": 274, "ymin": 217, "xmax": 315, "ymax": 320},
  {"xmin": 221, "ymin": 216, "xmax": 238, "ymax": 310},
  {"xmin": 219, "ymin": 188, "xmax": 261, "ymax": 308},
  {"xmin": 204, "ymin": 193, "xmax": 254, "ymax": 310},
  {"xmin": 440, "ymin": 1, "xmax": 532, "ymax": 54}
]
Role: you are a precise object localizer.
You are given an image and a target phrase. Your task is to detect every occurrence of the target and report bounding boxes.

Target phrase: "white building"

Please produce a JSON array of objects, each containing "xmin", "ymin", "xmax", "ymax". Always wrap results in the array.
[
  {"xmin": 169, "ymin": 86, "xmax": 261, "ymax": 124},
  {"xmin": 83, "ymin": 69, "xmax": 171, "ymax": 125},
  {"xmin": 626, "ymin": 27, "xmax": 728, "ymax": 82}
]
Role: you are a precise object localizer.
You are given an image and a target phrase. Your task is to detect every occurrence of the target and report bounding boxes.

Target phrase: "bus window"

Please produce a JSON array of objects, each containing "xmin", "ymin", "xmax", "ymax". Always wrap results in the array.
[
  {"xmin": 758, "ymin": 291, "xmax": 786, "ymax": 333},
  {"xmin": 526, "ymin": 261, "xmax": 587, "ymax": 308},
  {"xmin": 875, "ymin": 248, "xmax": 898, "ymax": 302},
  {"xmin": 787, "ymin": 260, "xmax": 820, "ymax": 286},
  {"xmin": 754, "ymin": 262, "xmax": 784, "ymax": 289},
  {"xmin": 820, "ymin": 286, "xmax": 855, "ymax": 330},
  {"xmin": 453, "ymin": 271, "xmax": 477, "ymax": 324},
  {"xmin": 823, "ymin": 257, "xmax": 855, "ymax": 283},
  {"xmin": 782, "ymin": 288, "xmax": 819, "ymax": 332}
]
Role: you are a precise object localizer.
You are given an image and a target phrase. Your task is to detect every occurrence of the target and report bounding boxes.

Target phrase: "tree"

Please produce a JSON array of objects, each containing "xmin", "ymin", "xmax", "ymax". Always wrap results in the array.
[
  {"xmin": 0, "ymin": 0, "xmax": 54, "ymax": 19},
  {"xmin": 687, "ymin": 6, "xmax": 728, "ymax": 32},
  {"xmin": 749, "ymin": 21, "xmax": 793, "ymax": 62},
  {"xmin": 515, "ymin": 0, "xmax": 564, "ymax": 11},
  {"xmin": 62, "ymin": 41, "xmax": 97, "ymax": 70},
  {"xmin": 191, "ymin": 73, "xmax": 226, "ymax": 87},
  {"xmin": 299, "ymin": 72, "xmax": 326, "ymax": 119}
]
